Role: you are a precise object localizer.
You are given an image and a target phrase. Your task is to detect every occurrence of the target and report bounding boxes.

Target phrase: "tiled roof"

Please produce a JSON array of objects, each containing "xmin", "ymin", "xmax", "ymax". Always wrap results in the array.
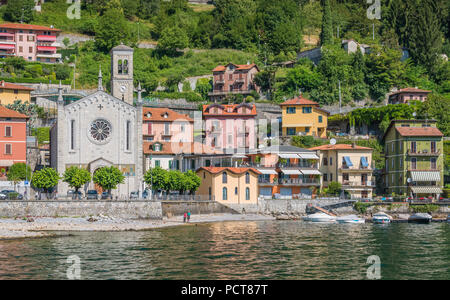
[
  {"xmin": 212, "ymin": 63, "xmax": 258, "ymax": 72},
  {"xmin": 143, "ymin": 107, "xmax": 193, "ymax": 122},
  {"xmin": 280, "ymin": 96, "xmax": 319, "ymax": 106},
  {"xmin": 0, "ymin": 23, "xmax": 60, "ymax": 31},
  {"xmin": 308, "ymin": 144, "xmax": 372, "ymax": 151},
  {"xmin": 202, "ymin": 103, "xmax": 257, "ymax": 116},
  {"xmin": 0, "ymin": 105, "xmax": 29, "ymax": 119},
  {"xmin": 395, "ymin": 127, "xmax": 443, "ymax": 137},
  {"xmin": 0, "ymin": 81, "xmax": 34, "ymax": 91},
  {"xmin": 390, "ymin": 88, "xmax": 432, "ymax": 95},
  {"xmin": 143, "ymin": 142, "xmax": 222, "ymax": 155},
  {"xmin": 197, "ymin": 167, "xmax": 261, "ymax": 175}
]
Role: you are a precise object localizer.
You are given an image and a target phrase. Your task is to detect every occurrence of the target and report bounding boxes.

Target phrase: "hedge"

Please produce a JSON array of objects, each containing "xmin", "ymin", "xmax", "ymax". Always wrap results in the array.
[{"xmin": 0, "ymin": 77, "xmax": 71, "ymax": 85}]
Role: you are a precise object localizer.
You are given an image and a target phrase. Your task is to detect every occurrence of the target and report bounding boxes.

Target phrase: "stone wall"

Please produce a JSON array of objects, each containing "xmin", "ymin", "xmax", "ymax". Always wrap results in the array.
[
  {"xmin": 0, "ymin": 201, "xmax": 163, "ymax": 220},
  {"xmin": 161, "ymin": 201, "xmax": 240, "ymax": 217}
]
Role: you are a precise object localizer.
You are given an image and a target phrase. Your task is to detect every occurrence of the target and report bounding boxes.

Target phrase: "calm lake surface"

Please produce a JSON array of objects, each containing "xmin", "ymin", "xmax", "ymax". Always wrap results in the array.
[{"xmin": 0, "ymin": 221, "xmax": 449, "ymax": 280}]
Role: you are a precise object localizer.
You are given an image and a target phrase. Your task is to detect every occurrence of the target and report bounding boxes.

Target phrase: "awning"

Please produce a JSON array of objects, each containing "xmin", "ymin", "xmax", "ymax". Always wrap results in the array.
[
  {"xmin": 361, "ymin": 157, "xmax": 369, "ymax": 168},
  {"xmin": 343, "ymin": 156, "xmax": 353, "ymax": 167},
  {"xmin": 298, "ymin": 153, "xmax": 319, "ymax": 160},
  {"xmin": 411, "ymin": 171, "xmax": 441, "ymax": 182},
  {"xmin": 278, "ymin": 153, "xmax": 299, "ymax": 159},
  {"xmin": 257, "ymin": 169, "xmax": 278, "ymax": 175},
  {"xmin": 37, "ymin": 46, "xmax": 57, "ymax": 51},
  {"xmin": 37, "ymin": 35, "xmax": 57, "ymax": 41},
  {"xmin": 300, "ymin": 170, "xmax": 321, "ymax": 175},
  {"xmin": 281, "ymin": 169, "xmax": 302, "ymax": 175},
  {"xmin": 411, "ymin": 186, "xmax": 443, "ymax": 194},
  {"xmin": 0, "ymin": 44, "xmax": 15, "ymax": 49}
]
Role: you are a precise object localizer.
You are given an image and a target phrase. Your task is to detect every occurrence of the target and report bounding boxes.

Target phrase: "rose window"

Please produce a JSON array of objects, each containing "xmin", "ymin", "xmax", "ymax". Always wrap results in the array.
[{"xmin": 90, "ymin": 119, "xmax": 111, "ymax": 142}]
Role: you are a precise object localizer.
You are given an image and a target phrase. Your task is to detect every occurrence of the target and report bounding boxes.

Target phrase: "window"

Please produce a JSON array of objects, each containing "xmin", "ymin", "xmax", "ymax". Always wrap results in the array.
[
  {"xmin": 411, "ymin": 141, "xmax": 416, "ymax": 153},
  {"xmin": 323, "ymin": 174, "xmax": 328, "ymax": 181},
  {"xmin": 14, "ymin": 90, "xmax": 18, "ymax": 94},
  {"xmin": 330, "ymin": 173, "xmax": 333, "ymax": 181},
  {"xmin": 235, "ymin": 187, "xmax": 238, "ymax": 195},
  {"xmin": 392, "ymin": 158, "xmax": 394, "ymax": 169},
  {"xmin": 27, "ymin": 36, "xmax": 34, "ymax": 42},
  {"xmin": 229, "ymin": 74, "xmax": 233, "ymax": 80},
  {"xmin": 411, "ymin": 158, "xmax": 417, "ymax": 170},
  {"xmin": 180, "ymin": 124, "xmax": 185, "ymax": 133},
  {"xmin": 5, "ymin": 126, "xmax": 11, "ymax": 137},
  {"xmin": 319, "ymin": 115, "xmax": 323, "ymax": 123},
  {"xmin": 19, "ymin": 35, "xmax": 23, "ymax": 42},
  {"xmin": 155, "ymin": 160, "xmax": 160, "ymax": 167},
  {"xmin": 123, "ymin": 60, "xmax": 129, "ymax": 74},
  {"xmin": 245, "ymin": 172, "xmax": 250, "ymax": 184},
  {"xmin": 431, "ymin": 141, "xmax": 436, "ymax": 153},
  {"xmin": 305, "ymin": 127, "xmax": 310, "ymax": 133},
  {"xmin": 208, "ymin": 187, "xmax": 211, "ymax": 198},
  {"xmin": 286, "ymin": 107, "xmax": 296, "ymax": 114},
  {"xmin": 343, "ymin": 173, "xmax": 349, "ymax": 181},
  {"xmin": 287, "ymin": 128, "xmax": 296, "ymax": 136},
  {"xmin": 222, "ymin": 187, "xmax": 228, "ymax": 201},
  {"xmin": 19, "ymin": 46, "xmax": 23, "ymax": 53},
  {"xmin": 205, "ymin": 160, "xmax": 211, "ymax": 167},
  {"xmin": 391, "ymin": 142, "xmax": 394, "ymax": 152},
  {"xmin": 222, "ymin": 172, "xmax": 227, "ymax": 184},
  {"xmin": 29, "ymin": 47, "xmax": 33, "ymax": 53},
  {"xmin": 302, "ymin": 107, "xmax": 312, "ymax": 114},
  {"xmin": 164, "ymin": 123, "xmax": 170, "ymax": 135},
  {"xmin": 5, "ymin": 144, "xmax": 11, "ymax": 155},
  {"xmin": 118, "ymin": 60, "xmax": 123, "ymax": 74},
  {"xmin": 126, "ymin": 121, "xmax": 131, "ymax": 151},
  {"xmin": 323, "ymin": 157, "xmax": 328, "ymax": 166},
  {"xmin": 329, "ymin": 157, "xmax": 333, "ymax": 165},
  {"xmin": 70, "ymin": 120, "xmax": 75, "ymax": 150},
  {"xmin": 246, "ymin": 188, "xmax": 250, "ymax": 200},
  {"xmin": 431, "ymin": 158, "xmax": 436, "ymax": 170}
]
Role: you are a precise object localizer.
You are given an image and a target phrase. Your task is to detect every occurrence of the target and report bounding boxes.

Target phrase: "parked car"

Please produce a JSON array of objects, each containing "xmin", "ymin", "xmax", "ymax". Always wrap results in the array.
[
  {"xmin": 101, "ymin": 192, "xmax": 110, "ymax": 200},
  {"xmin": 86, "ymin": 190, "xmax": 99, "ymax": 200},
  {"xmin": 0, "ymin": 190, "xmax": 23, "ymax": 200},
  {"xmin": 67, "ymin": 190, "xmax": 83, "ymax": 199},
  {"xmin": 142, "ymin": 190, "xmax": 149, "ymax": 199},
  {"xmin": 130, "ymin": 191, "xmax": 139, "ymax": 199}
]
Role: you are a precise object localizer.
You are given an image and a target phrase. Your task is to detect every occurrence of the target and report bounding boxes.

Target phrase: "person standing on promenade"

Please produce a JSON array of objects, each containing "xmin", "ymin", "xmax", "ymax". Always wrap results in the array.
[
  {"xmin": 183, "ymin": 212, "xmax": 187, "ymax": 223},
  {"xmin": 187, "ymin": 211, "xmax": 191, "ymax": 223}
]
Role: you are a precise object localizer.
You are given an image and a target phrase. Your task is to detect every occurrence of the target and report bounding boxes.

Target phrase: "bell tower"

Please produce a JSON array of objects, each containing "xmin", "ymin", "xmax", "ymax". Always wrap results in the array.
[{"xmin": 110, "ymin": 44, "xmax": 134, "ymax": 105}]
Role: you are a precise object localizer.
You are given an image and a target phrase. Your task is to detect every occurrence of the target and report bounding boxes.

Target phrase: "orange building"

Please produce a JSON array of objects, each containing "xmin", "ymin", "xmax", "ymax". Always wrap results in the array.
[
  {"xmin": 0, "ymin": 105, "xmax": 28, "ymax": 175},
  {"xmin": 0, "ymin": 80, "xmax": 34, "ymax": 105}
]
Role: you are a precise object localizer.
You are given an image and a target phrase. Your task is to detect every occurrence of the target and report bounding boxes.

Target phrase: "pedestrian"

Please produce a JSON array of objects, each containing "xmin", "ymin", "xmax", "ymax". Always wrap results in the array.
[
  {"xmin": 183, "ymin": 212, "xmax": 187, "ymax": 223},
  {"xmin": 187, "ymin": 211, "xmax": 191, "ymax": 223}
]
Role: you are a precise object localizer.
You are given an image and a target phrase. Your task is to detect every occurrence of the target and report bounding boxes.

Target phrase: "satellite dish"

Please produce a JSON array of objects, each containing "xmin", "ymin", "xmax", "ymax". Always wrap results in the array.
[
  {"xmin": 407, "ymin": 178, "xmax": 412, "ymax": 183},
  {"xmin": 330, "ymin": 138, "xmax": 337, "ymax": 145}
]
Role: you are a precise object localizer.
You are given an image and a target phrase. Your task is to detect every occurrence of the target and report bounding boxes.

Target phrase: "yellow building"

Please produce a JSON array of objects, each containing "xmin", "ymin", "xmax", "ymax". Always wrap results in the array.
[
  {"xmin": 0, "ymin": 81, "xmax": 33, "ymax": 105},
  {"xmin": 196, "ymin": 167, "xmax": 261, "ymax": 204},
  {"xmin": 280, "ymin": 96, "xmax": 329, "ymax": 138}
]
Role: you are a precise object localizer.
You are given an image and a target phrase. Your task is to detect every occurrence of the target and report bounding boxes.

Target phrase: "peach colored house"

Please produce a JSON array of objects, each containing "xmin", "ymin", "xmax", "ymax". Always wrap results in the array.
[
  {"xmin": 0, "ymin": 23, "xmax": 61, "ymax": 63},
  {"xmin": 0, "ymin": 105, "xmax": 28, "ymax": 175},
  {"xmin": 388, "ymin": 88, "xmax": 431, "ymax": 104},
  {"xmin": 202, "ymin": 103, "xmax": 257, "ymax": 152},
  {"xmin": 196, "ymin": 167, "xmax": 261, "ymax": 204},
  {"xmin": 209, "ymin": 63, "xmax": 260, "ymax": 102}
]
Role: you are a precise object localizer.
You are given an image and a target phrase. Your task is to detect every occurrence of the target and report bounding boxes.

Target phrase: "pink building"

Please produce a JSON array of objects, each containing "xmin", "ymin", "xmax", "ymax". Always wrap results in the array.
[
  {"xmin": 209, "ymin": 63, "xmax": 260, "ymax": 102},
  {"xmin": 0, "ymin": 105, "xmax": 28, "ymax": 178},
  {"xmin": 388, "ymin": 88, "xmax": 431, "ymax": 104},
  {"xmin": 0, "ymin": 23, "xmax": 61, "ymax": 63},
  {"xmin": 202, "ymin": 103, "xmax": 257, "ymax": 152},
  {"xmin": 142, "ymin": 107, "xmax": 193, "ymax": 143}
]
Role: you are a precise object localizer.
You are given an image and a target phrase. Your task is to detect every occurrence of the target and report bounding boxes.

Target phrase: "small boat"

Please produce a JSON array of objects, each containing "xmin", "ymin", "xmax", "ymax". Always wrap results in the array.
[
  {"xmin": 408, "ymin": 213, "xmax": 432, "ymax": 224},
  {"xmin": 372, "ymin": 212, "xmax": 393, "ymax": 224},
  {"xmin": 336, "ymin": 215, "xmax": 365, "ymax": 224},
  {"xmin": 303, "ymin": 213, "xmax": 336, "ymax": 223}
]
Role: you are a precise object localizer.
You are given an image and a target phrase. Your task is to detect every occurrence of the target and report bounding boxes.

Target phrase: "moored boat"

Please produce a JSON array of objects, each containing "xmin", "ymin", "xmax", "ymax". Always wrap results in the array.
[
  {"xmin": 303, "ymin": 213, "xmax": 336, "ymax": 223},
  {"xmin": 336, "ymin": 215, "xmax": 365, "ymax": 224},
  {"xmin": 408, "ymin": 213, "xmax": 432, "ymax": 224},
  {"xmin": 372, "ymin": 212, "xmax": 393, "ymax": 224}
]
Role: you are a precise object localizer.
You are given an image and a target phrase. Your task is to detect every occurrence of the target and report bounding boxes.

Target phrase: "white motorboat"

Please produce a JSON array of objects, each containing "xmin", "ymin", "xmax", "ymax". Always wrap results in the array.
[
  {"xmin": 372, "ymin": 212, "xmax": 393, "ymax": 224},
  {"xmin": 336, "ymin": 215, "xmax": 365, "ymax": 224},
  {"xmin": 303, "ymin": 213, "xmax": 336, "ymax": 223},
  {"xmin": 408, "ymin": 213, "xmax": 432, "ymax": 224}
]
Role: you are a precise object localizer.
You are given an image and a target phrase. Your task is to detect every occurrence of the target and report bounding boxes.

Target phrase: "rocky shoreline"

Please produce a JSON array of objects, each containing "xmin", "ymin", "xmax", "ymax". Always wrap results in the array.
[{"xmin": 0, "ymin": 214, "xmax": 275, "ymax": 240}]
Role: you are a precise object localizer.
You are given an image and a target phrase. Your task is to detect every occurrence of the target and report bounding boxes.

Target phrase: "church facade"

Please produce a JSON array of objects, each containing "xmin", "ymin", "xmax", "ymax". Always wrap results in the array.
[{"xmin": 50, "ymin": 45, "xmax": 144, "ymax": 197}]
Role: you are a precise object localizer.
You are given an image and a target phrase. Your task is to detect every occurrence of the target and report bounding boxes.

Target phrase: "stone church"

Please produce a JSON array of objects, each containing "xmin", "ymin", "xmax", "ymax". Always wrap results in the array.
[{"xmin": 50, "ymin": 45, "xmax": 144, "ymax": 197}]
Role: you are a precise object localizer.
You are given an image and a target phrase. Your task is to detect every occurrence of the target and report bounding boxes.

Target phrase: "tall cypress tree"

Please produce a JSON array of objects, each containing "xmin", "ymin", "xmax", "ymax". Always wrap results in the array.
[{"xmin": 320, "ymin": 0, "xmax": 333, "ymax": 45}]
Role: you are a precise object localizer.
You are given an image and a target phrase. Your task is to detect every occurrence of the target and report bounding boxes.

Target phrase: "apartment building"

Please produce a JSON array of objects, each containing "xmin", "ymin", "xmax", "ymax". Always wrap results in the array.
[
  {"xmin": 309, "ymin": 144, "xmax": 374, "ymax": 199},
  {"xmin": 280, "ymin": 96, "xmax": 329, "ymax": 138},
  {"xmin": 382, "ymin": 119, "xmax": 444, "ymax": 199},
  {"xmin": 388, "ymin": 88, "xmax": 431, "ymax": 104},
  {"xmin": 0, "ymin": 23, "xmax": 61, "ymax": 63},
  {"xmin": 0, "ymin": 81, "xmax": 33, "ymax": 105}
]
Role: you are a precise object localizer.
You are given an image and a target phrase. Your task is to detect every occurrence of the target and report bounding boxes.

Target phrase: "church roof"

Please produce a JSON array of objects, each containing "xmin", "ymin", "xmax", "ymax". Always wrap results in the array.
[{"xmin": 111, "ymin": 44, "xmax": 133, "ymax": 51}]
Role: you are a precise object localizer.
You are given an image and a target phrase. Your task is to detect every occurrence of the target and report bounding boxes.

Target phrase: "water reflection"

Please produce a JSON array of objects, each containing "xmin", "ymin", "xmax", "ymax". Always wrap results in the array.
[{"xmin": 0, "ymin": 221, "xmax": 448, "ymax": 280}]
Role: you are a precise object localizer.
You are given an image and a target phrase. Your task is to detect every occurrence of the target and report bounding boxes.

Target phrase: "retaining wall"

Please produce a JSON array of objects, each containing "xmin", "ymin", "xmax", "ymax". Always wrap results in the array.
[{"xmin": 161, "ymin": 201, "xmax": 240, "ymax": 217}]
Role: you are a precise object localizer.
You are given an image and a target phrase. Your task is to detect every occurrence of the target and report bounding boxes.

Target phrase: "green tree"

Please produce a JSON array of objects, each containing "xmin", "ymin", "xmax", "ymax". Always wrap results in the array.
[
  {"xmin": 62, "ymin": 166, "xmax": 92, "ymax": 197},
  {"xmin": 31, "ymin": 168, "xmax": 60, "ymax": 195},
  {"xmin": 95, "ymin": 7, "xmax": 134, "ymax": 52},
  {"xmin": 320, "ymin": 0, "xmax": 333, "ymax": 45},
  {"xmin": 3, "ymin": 0, "xmax": 35, "ymax": 23},
  {"xmin": 195, "ymin": 78, "xmax": 212, "ymax": 100},
  {"xmin": 144, "ymin": 167, "xmax": 169, "ymax": 193},
  {"xmin": 183, "ymin": 170, "xmax": 201, "ymax": 195},
  {"xmin": 327, "ymin": 181, "xmax": 342, "ymax": 196},
  {"xmin": 417, "ymin": 94, "xmax": 450, "ymax": 136},
  {"xmin": 157, "ymin": 26, "xmax": 189, "ymax": 55},
  {"xmin": 7, "ymin": 163, "xmax": 32, "ymax": 191},
  {"xmin": 93, "ymin": 166, "xmax": 125, "ymax": 194}
]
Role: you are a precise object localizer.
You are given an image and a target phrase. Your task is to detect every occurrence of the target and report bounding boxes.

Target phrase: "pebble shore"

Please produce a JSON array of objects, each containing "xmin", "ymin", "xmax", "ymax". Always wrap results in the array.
[{"xmin": 0, "ymin": 214, "xmax": 275, "ymax": 240}]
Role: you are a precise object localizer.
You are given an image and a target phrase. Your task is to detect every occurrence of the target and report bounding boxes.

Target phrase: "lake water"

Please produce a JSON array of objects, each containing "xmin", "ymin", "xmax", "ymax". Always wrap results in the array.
[{"xmin": 0, "ymin": 221, "xmax": 448, "ymax": 280}]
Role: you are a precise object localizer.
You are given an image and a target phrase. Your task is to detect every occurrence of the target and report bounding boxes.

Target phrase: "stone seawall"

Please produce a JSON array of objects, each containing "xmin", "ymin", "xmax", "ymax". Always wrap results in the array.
[
  {"xmin": 161, "ymin": 201, "xmax": 240, "ymax": 217},
  {"xmin": 0, "ymin": 201, "xmax": 163, "ymax": 220}
]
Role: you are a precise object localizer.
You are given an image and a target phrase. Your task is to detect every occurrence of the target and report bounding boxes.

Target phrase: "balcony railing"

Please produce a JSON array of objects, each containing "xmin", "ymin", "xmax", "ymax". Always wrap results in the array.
[
  {"xmin": 258, "ymin": 178, "xmax": 321, "ymax": 186},
  {"xmin": 342, "ymin": 181, "xmax": 375, "ymax": 188},
  {"xmin": 407, "ymin": 149, "xmax": 440, "ymax": 156},
  {"xmin": 36, "ymin": 53, "xmax": 62, "ymax": 59},
  {"xmin": 339, "ymin": 166, "xmax": 373, "ymax": 172}
]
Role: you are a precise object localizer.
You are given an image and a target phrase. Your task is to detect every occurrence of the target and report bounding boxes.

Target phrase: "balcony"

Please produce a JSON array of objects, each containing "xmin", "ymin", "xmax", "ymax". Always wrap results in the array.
[
  {"xmin": 37, "ymin": 53, "xmax": 62, "ymax": 59},
  {"xmin": 235, "ymin": 78, "xmax": 245, "ymax": 84},
  {"xmin": 342, "ymin": 181, "xmax": 375, "ymax": 188},
  {"xmin": 407, "ymin": 149, "xmax": 440, "ymax": 156},
  {"xmin": 161, "ymin": 131, "xmax": 173, "ymax": 137},
  {"xmin": 339, "ymin": 166, "xmax": 373, "ymax": 173},
  {"xmin": 37, "ymin": 35, "xmax": 57, "ymax": 42},
  {"xmin": 278, "ymin": 178, "xmax": 321, "ymax": 186},
  {"xmin": 215, "ymin": 80, "xmax": 225, "ymax": 85}
]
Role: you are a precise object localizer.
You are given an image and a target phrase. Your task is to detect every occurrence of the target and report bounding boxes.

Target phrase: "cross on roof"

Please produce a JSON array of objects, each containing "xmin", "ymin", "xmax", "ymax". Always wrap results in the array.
[{"xmin": 98, "ymin": 104, "xmax": 103, "ymax": 110}]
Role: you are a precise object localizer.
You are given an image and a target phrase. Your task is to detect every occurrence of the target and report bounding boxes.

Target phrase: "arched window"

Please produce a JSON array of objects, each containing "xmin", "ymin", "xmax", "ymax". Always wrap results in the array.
[
  {"xmin": 245, "ymin": 172, "xmax": 250, "ymax": 184},
  {"xmin": 222, "ymin": 172, "xmax": 227, "ymax": 183},
  {"xmin": 222, "ymin": 187, "xmax": 227, "ymax": 201},
  {"xmin": 123, "ymin": 59, "xmax": 129, "ymax": 74},
  {"xmin": 246, "ymin": 187, "xmax": 250, "ymax": 200},
  {"xmin": 118, "ymin": 59, "xmax": 123, "ymax": 74}
]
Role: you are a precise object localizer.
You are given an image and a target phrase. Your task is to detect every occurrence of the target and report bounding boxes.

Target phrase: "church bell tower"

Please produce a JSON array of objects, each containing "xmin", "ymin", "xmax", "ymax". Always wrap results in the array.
[{"xmin": 110, "ymin": 44, "xmax": 134, "ymax": 105}]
